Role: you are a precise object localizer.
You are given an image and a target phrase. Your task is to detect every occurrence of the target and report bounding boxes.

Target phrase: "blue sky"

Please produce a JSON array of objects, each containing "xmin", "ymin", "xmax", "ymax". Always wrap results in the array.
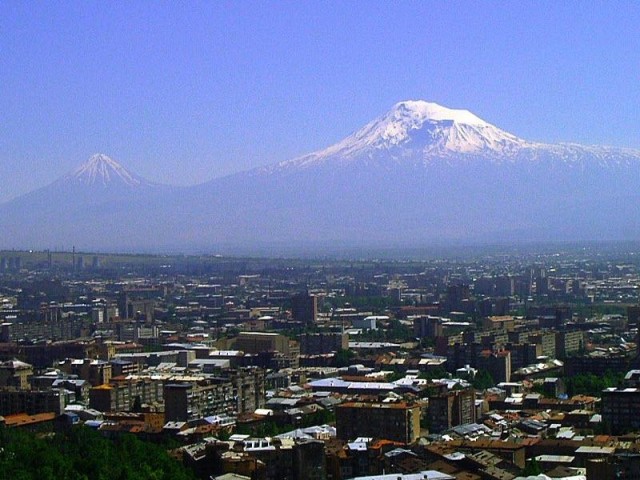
[{"xmin": 1, "ymin": 1, "xmax": 640, "ymax": 201}]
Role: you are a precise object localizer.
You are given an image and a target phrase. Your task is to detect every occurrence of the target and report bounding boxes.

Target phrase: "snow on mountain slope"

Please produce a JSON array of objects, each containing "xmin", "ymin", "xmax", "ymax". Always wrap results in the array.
[
  {"xmin": 339, "ymin": 100, "xmax": 527, "ymax": 154},
  {"xmin": 65, "ymin": 153, "xmax": 150, "ymax": 187},
  {"xmin": 262, "ymin": 100, "xmax": 640, "ymax": 172}
]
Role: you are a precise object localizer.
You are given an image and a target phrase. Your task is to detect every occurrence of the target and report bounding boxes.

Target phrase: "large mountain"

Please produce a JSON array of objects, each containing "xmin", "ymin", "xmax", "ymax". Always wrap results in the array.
[{"xmin": 3, "ymin": 101, "xmax": 640, "ymax": 252}]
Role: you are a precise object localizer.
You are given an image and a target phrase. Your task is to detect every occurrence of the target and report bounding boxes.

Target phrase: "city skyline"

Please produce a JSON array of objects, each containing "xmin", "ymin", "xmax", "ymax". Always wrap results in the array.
[{"xmin": 2, "ymin": 2, "xmax": 640, "ymax": 202}]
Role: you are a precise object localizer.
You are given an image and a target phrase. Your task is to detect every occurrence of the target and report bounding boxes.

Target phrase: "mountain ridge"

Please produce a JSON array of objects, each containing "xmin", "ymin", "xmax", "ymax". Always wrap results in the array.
[
  {"xmin": 259, "ymin": 101, "xmax": 640, "ymax": 174},
  {"xmin": 3, "ymin": 100, "xmax": 640, "ymax": 252}
]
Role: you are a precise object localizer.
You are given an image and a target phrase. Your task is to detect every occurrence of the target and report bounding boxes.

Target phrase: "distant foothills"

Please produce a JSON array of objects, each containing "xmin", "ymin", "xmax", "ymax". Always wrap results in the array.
[{"xmin": 3, "ymin": 101, "xmax": 640, "ymax": 254}]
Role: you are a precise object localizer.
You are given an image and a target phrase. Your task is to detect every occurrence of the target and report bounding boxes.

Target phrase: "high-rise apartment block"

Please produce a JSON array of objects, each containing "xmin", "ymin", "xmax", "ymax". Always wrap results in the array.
[{"xmin": 291, "ymin": 293, "xmax": 318, "ymax": 324}]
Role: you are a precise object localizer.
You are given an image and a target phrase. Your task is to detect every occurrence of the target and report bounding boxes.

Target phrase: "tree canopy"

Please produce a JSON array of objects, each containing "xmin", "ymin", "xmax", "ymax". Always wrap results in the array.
[
  {"xmin": 565, "ymin": 370, "xmax": 624, "ymax": 397},
  {"xmin": 0, "ymin": 426, "xmax": 196, "ymax": 480}
]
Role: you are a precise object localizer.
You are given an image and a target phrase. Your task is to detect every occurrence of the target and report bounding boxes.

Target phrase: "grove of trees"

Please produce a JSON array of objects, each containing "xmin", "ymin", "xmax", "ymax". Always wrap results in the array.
[{"xmin": 0, "ymin": 426, "xmax": 196, "ymax": 480}]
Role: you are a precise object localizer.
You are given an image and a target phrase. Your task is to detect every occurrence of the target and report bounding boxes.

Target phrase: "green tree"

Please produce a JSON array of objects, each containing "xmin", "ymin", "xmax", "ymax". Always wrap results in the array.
[
  {"xmin": 521, "ymin": 458, "xmax": 543, "ymax": 476},
  {"xmin": 472, "ymin": 369, "xmax": 495, "ymax": 390},
  {"xmin": 0, "ymin": 426, "xmax": 197, "ymax": 480},
  {"xmin": 419, "ymin": 366, "xmax": 448, "ymax": 381},
  {"xmin": 565, "ymin": 370, "xmax": 624, "ymax": 396},
  {"xmin": 334, "ymin": 349, "xmax": 356, "ymax": 367}
]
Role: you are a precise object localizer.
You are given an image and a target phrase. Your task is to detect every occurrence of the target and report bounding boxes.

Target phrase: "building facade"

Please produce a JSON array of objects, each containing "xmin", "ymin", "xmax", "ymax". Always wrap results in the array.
[
  {"xmin": 428, "ymin": 388, "xmax": 477, "ymax": 434},
  {"xmin": 335, "ymin": 401, "xmax": 421, "ymax": 444}
]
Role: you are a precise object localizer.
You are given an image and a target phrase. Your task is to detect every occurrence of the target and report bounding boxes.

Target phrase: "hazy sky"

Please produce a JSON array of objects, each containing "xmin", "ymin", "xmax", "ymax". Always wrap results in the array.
[{"xmin": 2, "ymin": 2, "xmax": 640, "ymax": 202}]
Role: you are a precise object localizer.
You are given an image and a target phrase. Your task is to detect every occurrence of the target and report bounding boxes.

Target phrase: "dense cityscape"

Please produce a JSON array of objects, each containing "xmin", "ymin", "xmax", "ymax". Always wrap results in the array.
[
  {"xmin": 1, "ymin": 246, "xmax": 640, "ymax": 479},
  {"xmin": 4, "ymin": 5, "xmax": 640, "ymax": 479}
]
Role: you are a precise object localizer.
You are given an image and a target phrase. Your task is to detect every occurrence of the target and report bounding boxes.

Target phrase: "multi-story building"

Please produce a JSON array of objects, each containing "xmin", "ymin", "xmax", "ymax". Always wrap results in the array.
[
  {"xmin": 118, "ymin": 286, "xmax": 166, "ymax": 320},
  {"xmin": 413, "ymin": 316, "xmax": 443, "ymax": 338},
  {"xmin": 555, "ymin": 330, "xmax": 584, "ymax": 359},
  {"xmin": 89, "ymin": 377, "xmax": 164, "ymax": 413},
  {"xmin": 446, "ymin": 283, "xmax": 470, "ymax": 312},
  {"xmin": 0, "ymin": 388, "xmax": 68, "ymax": 415},
  {"xmin": 565, "ymin": 353, "xmax": 630, "ymax": 377},
  {"xmin": 336, "ymin": 401, "xmax": 421, "ymax": 444},
  {"xmin": 162, "ymin": 368, "xmax": 265, "ymax": 422},
  {"xmin": 446, "ymin": 342, "xmax": 481, "ymax": 372},
  {"xmin": 602, "ymin": 387, "xmax": 640, "ymax": 435},
  {"xmin": 482, "ymin": 316, "xmax": 515, "ymax": 332},
  {"xmin": 298, "ymin": 332, "xmax": 348, "ymax": 355},
  {"xmin": 0, "ymin": 360, "xmax": 33, "ymax": 389},
  {"xmin": 22, "ymin": 341, "xmax": 100, "ymax": 369},
  {"xmin": 57, "ymin": 358, "xmax": 112, "ymax": 386},
  {"xmin": 235, "ymin": 332, "xmax": 290, "ymax": 355},
  {"xmin": 231, "ymin": 368, "xmax": 266, "ymax": 414},
  {"xmin": 527, "ymin": 332, "xmax": 557, "ymax": 358},
  {"xmin": 495, "ymin": 275, "xmax": 515, "ymax": 296},
  {"xmin": 477, "ymin": 350, "xmax": 511, "ymax": 383},
  {"xmin": 234, "ymin": 332, "xmax": 299, "ymax": 368},
  {"xmin": 291, "ymin": 293, "xmax": 318, "ymax": 325},
  {"xmin": 627, "ymin": 305, "xmax": 640, "ymax": 326},
  {"xmin": 506, "ymin": 342, "xmax": 542, "ymax": 370},
  {"xmin": 428, "ymin": 388, "xmax": 476, "ymax": 434},
  {"xmin": 163, "ymin": 380, "xmax": 235, "ymax": 422}
]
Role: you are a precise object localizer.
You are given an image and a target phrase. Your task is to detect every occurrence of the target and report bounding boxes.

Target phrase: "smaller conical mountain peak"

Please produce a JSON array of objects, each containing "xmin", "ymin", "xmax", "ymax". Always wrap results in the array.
[{"xmin": 68, "ymin": 153, "xmax": 147, "ymax": 187}]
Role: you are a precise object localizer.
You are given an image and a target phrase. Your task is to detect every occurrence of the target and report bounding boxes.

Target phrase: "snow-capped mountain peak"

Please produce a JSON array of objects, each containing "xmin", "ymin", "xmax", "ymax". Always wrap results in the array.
[
  {"xmin": 374, "ymin": 100, "xmax": 510, "ymax": 152},
  {"xmin": 275, "ymin": 100, "xmax": 533, "ymax": 170},
  {"xmin": 392, "ymin": 100, "xmax": 489, "ymax": 126},
  {"xmin": 67, "ymin": 153, "xmax": 146, "ymax": 187},
  {"xmin": 383, "ymin": 100, "xmax": 526, "ymax": 154}
]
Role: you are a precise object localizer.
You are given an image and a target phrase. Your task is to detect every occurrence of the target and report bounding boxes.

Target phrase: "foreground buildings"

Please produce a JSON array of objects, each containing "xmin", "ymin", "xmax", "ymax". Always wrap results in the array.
[{"xmin": 3, "ymin": 248, "xmax": 640, "ymax": 478}]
